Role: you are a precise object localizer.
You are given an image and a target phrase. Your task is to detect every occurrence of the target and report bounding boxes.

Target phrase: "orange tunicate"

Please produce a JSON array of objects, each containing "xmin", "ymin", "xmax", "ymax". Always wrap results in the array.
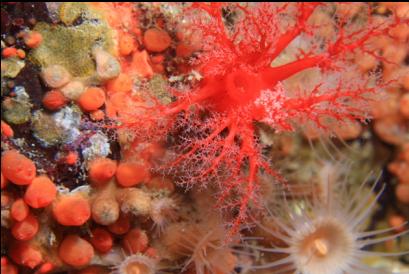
[
  {"xmin": 11, "ymin": 198, "xmax": 30, "ymax": 222},
  {"xmin": 122, "ymin": 228, "xmax": 149, "ymax": 254},
  {"xmin": 106, "ymin": 73, "xmax": 132, "ymax": 93},
  {"xmin": 333, "ymin": 121, "xmax": 362, "ymax": 141},
  {"xmin": 119, "ymin": 33, "xmax": 135, "ymax": 56},
  {"xmin": 140, "ymin": 142, "xmax": 165, "ymax": 163},
  {"xmin": 145, "ymin": 247, "xmax": 158, "ymax": 258},
  {"xmin": 89, "ymin": 228, "xmax": 113, "ymax": 253},
  {"xmin": 52, "ymin": 194, "xmax": 91, "ymax": 226},
  {"xmin": 58, "ymin": 235, "xmax": 94, "ymax": 267},
  {"xmin": 130, "ymin": 50, "xmax": 154, "ymax": 78},
  {"xmin": 402, "ymin": 74, "xmax": 409, "ymax": 90},
  {"xmin": 78, "ymin": 87, "xmax": 106, "ymax": 112},
  {"xmin": 370, "ymin": 90, "xmax": 400, "ymax": 119},
  {"xmin": 383, "ymin": 44, "xmax": 407, "ymax": 66},
  {"xmin": 92, "ymin": 196, "xmax": 120, "ymax": 225},
  {"xmin": 24, "ymin": 31, "xmax": 42, "ymax": 48},
  {"xmin": 1, "ymin": 120, "xmax": 14, "ymax": 138},
  {"xmin": 65, "ymin": 151, "xmax": 78, "ymax": 165},
  {"xmin": 1, "ymin": 257, "xmax": 18, "ymax": 274},
  {"xmin": 1, "ymin": 193, "xmax": 12, "ymax": 208},
  {"xmin": 90, "ymin": 3, "xmax": 141, "ymax": 36},
  {"xmin": 90, "ymin": 110, "xmax": 105, "ymax": 121},
  {"xmin": 60, "ymin": 80, "xmax": 85, "ymax": 100},
  {"xmin": 152, "ymin": 63, "xmax": 164, "ymax": 74},
  {"xmin": 88, "ymin": 158, "xmax": 117, "ymax": 186},
  {"xmin": 2, "ymin": 264, "xmax": 18, "ymax": 274},
  {"xmin": 388, "ymin": 214, "xmax": 406, "ymax": 233},
  {"xmin": 116, "ymin": 162, "xmax": 150, "ymax": 187},
  {"xmin": 2, "ymin": 47, "xmax": 17, "ymax": 58},
  {"xmin": 77, "ymin": 266, "xmax": 109, "ymax": 274},
  {"xmin": 146, "ymin": 176, "xmax": 175, "ymax": 193},
  {"xmin": 355, "ymin": 52, "xmax": 377, "ymax": 73},
  {"xmin": 400, "ymin": 93, "xmax": 409, "ymax": 118},
  {"xmin": 1, "ymin": 150, "xmax": 36, "ymax": 185},
  {"xmin": 396, "ymin": 184, "xmax": 409, "ymax": 204},
  {"xmin": 11, "ymin": 214, "xmax": 39, "ymax": 241},
  {"xmin": 1, "ymin": 172, "xmax": 6, "ymax": 189},
  {"xmin": 389, "ymin": 23, "xmax": 409, "ymax": 42},
  {"xmin": 403, "ymin": 143, "xmax": 409, "ymax": 163},
  {"xmin": 373, "ymin": 115, "xmax": 407, "ymax": 146},
  {"xmin": 41, "ymin": 65, "xmax": 71, "ymax": 88},
  {"xmin": 16, "ymin": 49, "xmax": 26, "ymax": 59},
  {"xmin": 107, "ymin": 213, "xmax": 130, "ymax": 235},
  {"xmin": 42, "ymin": 90, "xmax": 67, "ymax": 111},
  {"xmin": 106, "ymin": 91, "xmax": 130, "ymax": 116},
  {"xmin": 24, "ymin": 176, "xmax": 57, "ymax": 208},
  {"xmin": 143, "ymin": 28, "xmax": 171, "ymax": 52},
  {"xmin": 93, "ymin": 47, "xmax": 121, "ymax": 81},
  {"xmin": 104, "ymin": 102, "xmax": 115, "ymax": 119},
  {"xmin": 151, "ymin": 54, "xmax": 164, "ymax": 64},
  {"xmin": 38, "ymin": 262, "xmax": 54, "ymax": 273},
  {"xmin": 176, "ymin": 42, "xmax": 195, "ymax": 58},
  {"xmin": 391, "ymin": 161, "xmax": 409, "ymax": 185},
  {"xmin": 9, "ymin": 241, "xmax": 43, "ymax": 269}
]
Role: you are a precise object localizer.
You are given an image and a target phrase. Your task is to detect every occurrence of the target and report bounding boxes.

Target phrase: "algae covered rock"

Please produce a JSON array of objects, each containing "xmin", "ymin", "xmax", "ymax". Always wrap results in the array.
[
  {"xmin": 1, "ymin": 58, "xmax": 26, "ymax": 78},
  {"xmin": 31, "ymin": 110, "xmax": 66, "ymax": 146},
  {"xmin": 59, "ymin": 2, "xmax": 89, "ymax": 26},
  {"xmin": 148, "ymin": 74, "xmax": 172, "ymax": 104},
  {"xmin": 81, "ymin": 132, "xmax": 111, "ymax": 161},
  {"xmin": 2, "ymin": 86, "xmax": 32, "ymax": 125},
  {"xmin": 2, "ymin": 98, "xmax": 32, "ymax": 125},
  {"xmin": 31, "ymin": 105, "xmax": 82, "ymax": 147},
  {"xmin": 30, "ymin": 3, "xmax": 115, "ymax": 78}
]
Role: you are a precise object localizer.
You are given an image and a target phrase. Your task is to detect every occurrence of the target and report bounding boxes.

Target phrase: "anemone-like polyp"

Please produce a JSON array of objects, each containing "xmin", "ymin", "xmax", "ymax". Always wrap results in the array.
[{"xmin": 251, "ymin": 177, "xmax": 408, "ymax": 274}]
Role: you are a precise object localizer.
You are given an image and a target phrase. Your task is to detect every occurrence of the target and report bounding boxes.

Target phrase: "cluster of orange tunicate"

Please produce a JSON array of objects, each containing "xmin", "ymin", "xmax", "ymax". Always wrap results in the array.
[
  {"xmin": 1, "ymin": 30, "xmax": 42, "ymax": 61},
  {"xmin": 385, "ymin": 142, "xmax": 408, "ymax": 248},
  {"xmin": 306, "ymin": 3, "xmax": 408, "ymax": 144},
  {"xmin": 0, "ymin": 144, "xmax": 228, "ymax": 274},
  {"xmin": 89, "ymin": 3, "xmax": 173, "ymax": 126},
  {"xmin": 1, "ymin": 145, "xmax": 174, "ymax": 272},
  {"xmin": 370, "ymin": 2, "xmax": 409, "ymax": 146},
  {"xmin": 1, "ymin": 3, "xmax": 181, "ymax": 272},
  {"xmin": 93, "ymin": 2, "xmax": 171, "ymax": 78},
  {"xmin": 389, "ymin": 144, "xmax": 409, "ymax": 203},
  {"xmin": 368, "ymin": 3, "xmax": 409, "ymax": 230},
  {"xmin": 2, "ymin": 150, "xmax": 56, "ymax": 271},
  {"xmin": 40, "ymin": 61, "xmax": 111, "ymax": 120}
]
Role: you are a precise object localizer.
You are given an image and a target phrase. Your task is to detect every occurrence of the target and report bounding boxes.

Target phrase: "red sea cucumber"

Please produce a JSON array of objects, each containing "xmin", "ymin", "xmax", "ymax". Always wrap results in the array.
[{"xmin": 115, "ymin": 3, "xmax": 401, "ymax": 235}]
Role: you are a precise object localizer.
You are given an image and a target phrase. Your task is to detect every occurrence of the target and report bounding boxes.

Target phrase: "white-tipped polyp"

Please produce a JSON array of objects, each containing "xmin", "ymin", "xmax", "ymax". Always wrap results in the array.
[
  {"xmin": 249, "ymin": 172, "xmax": 408, "ymax": 274},
  {"xmin": 111, "ymin": 254, "xmax": 157, "ymax": 274}
]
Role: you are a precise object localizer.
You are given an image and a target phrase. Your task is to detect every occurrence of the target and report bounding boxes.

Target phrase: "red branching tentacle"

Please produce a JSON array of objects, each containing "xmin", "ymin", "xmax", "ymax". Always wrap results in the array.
[
  {"xmin": 165, "ymin": 83, "xmax": 220, "ymax": 115},
  {"xmin": 228, "ymin": 136, "xmax": 259, "ymax": 238},
  {"xmin": 212, "ymin": 122, "xmax": 253, "ymax": 209},
  {"xmin": 189, "ymin": 2, "xmax": 237, "ymax": 54},
  {"xmin": 284, "ymin": 84, "xmax": 377, "ymax": 123},
  {"xmin": 166, "ymin": 116, "xmax": 232, "ymax": 169},
  {"xmin": 259, "ymin": 160, "xmax": 285, "ymax": 183},
  {"xmin": 200, "ymin": 119, "xmax": 238, "ymax": 177},
  {"xmin": 261, "ymin": 55, "xmax": 326, "ymax": 85},
  {"xmin": 269, "ymin": 3, "xmax": 320, "ymax": 62}
]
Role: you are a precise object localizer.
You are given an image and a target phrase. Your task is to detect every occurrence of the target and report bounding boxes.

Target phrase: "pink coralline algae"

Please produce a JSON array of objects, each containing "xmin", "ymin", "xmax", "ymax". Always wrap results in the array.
[{"xmin": 116, "ymin": 3, "xmax": 400, "ymax": 235}]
